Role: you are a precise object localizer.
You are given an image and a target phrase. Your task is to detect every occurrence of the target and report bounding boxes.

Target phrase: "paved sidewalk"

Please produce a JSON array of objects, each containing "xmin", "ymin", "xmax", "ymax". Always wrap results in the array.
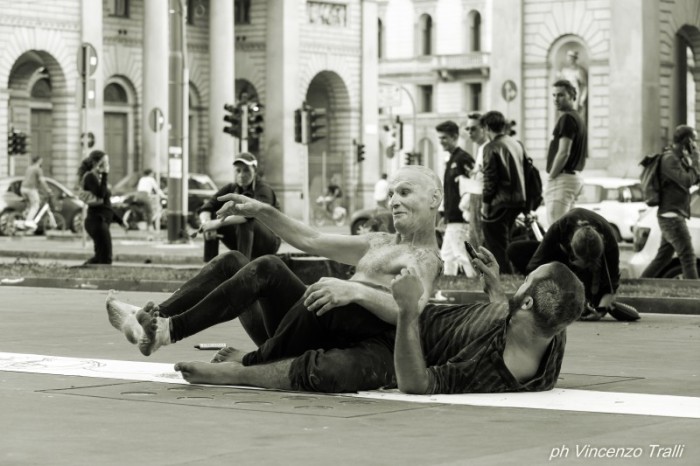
[{"xmin": 0, "ymin": 224, "xmax": 349, "ymax": 265}]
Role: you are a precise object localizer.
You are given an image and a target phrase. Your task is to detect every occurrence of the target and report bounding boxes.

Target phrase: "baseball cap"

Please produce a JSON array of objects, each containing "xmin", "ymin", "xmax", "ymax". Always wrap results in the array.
[{"xmin": 233, "ymin": 152, "xmax": 257, "ymax": 167}]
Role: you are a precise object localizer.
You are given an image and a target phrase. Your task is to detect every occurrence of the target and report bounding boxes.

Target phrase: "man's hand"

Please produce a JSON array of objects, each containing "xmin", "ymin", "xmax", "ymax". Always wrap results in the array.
[
  {"xmin": 217, "ymin": 193, "xmax": 266, "ymax": 219},
  {"xmin": 303, "ymin": 277, "xmax": 356, "ymax": 316},
  {"xmin": 201, "ymin": 219, "xmax": 222, "ymax": 240},
  {"xmin": 598, "ymin": 293, "xmax": 615, "ymax": 310},
  {"xmin": 391, "ymin": 267, "xmax": 424, "ymax": 318},
  {"xmin": 470, "ymin": 247, "xmax": 506, "ymax": 302}
]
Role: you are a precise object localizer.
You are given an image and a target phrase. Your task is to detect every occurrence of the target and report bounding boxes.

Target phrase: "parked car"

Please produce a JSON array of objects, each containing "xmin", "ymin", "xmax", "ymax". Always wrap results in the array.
[
  {"xmin": 627, "ymin": 186, "xmax": 700, "ymax": 278},
  {"xmin": 0, "ymin": 176, "xmax": 85, "ymax": 235},
  {"xmin": 536, "ymin": 177, "xmax": 648, "ymax": 242},
  {"xmin": 110, "ymin": 172, "xmax": 218, "ymax": 230}
]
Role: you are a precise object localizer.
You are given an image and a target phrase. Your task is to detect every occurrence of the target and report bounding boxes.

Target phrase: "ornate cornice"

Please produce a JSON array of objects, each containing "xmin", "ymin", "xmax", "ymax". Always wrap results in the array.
[
  {"xmin": 0, "ymin": 15, "xmax": 79, "ymax": 32},
  {"xmin": 301, "ymin": 42, "xmax": 360, "ymax": 56}
]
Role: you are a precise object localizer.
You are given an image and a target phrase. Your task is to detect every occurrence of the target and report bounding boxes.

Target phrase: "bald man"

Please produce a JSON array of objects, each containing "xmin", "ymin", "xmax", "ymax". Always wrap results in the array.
[{"xmin": 108, "ymin": 166, "xmax": 444, "ymax": 392}]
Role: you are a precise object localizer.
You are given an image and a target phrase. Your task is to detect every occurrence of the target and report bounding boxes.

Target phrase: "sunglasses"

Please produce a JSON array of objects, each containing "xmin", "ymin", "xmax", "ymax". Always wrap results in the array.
[{"xmin": 466, "ymin": 126, "xmax": 480, "ymax": 131}]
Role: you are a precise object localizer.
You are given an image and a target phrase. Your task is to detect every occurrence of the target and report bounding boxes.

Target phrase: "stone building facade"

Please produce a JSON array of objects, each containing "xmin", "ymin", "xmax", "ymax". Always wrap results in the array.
[
  {"xmin": 0, "ymin": 0, "xmax": 379, "ymax": 220},
  {"xmin": 378, "ymin": 0, "xmax": 700, "ymax": 180},
  {"xmin": 2, "ymin": 0, "xmax": 699, "ymax": 221}
]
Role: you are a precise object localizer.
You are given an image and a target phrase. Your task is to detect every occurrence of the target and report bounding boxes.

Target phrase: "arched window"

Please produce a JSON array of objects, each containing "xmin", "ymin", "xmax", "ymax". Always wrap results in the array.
[
  {"xmin": 419, "ymin": 14, "xmax": 433, "ymax": 56},
  {"xmin": 468, "ymin": 11, "xmax": 481, "ymax": 52},
  {"xmin": 104, "ymin": 83, "xmax": 128, "ymax": 104},
  {"xmin": 378, "ymin": 18, "xmax": 384, "ymax": 59},
  {"xmin": 31, "ymin": 78, "xmax": 51, "ymax": 100}
]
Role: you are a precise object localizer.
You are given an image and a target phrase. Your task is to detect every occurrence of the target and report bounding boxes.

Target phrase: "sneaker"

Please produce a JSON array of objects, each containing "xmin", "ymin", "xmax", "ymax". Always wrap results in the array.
[{"xmin": 608, "ymin": 302, "xmax": 641, "ymax": 321}]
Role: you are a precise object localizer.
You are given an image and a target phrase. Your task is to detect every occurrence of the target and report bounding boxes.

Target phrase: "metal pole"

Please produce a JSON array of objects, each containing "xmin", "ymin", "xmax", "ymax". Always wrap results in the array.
[{"xmin": 167, "ymin": 0, "xmax": 187, "ymax": 242}]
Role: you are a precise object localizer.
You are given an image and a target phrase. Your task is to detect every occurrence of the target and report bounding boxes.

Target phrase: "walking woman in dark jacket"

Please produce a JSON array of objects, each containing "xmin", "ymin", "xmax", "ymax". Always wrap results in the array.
[{"xmin": 78, "ymin": 150, "xmax": 124, "ymax": 264}]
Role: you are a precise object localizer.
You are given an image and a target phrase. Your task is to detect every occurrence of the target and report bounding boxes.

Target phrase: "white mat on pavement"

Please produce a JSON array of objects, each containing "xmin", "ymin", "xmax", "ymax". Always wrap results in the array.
[{"xmin": 1, "ymin": 351, "xmax": 698, "ymax": 419}]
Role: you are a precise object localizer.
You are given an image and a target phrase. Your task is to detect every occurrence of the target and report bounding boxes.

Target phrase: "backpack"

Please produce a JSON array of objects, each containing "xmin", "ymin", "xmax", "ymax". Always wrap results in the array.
[
  {"xmin": 522, "ymin": 155, "xmax": 543, "ymax": 213},
  {"xmin": 640, "ymin": 152, "xmax": 663, "ymax": 206}
]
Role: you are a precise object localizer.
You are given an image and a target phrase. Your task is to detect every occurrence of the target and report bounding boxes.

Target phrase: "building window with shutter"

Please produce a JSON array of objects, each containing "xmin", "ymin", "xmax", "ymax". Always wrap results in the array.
[
  {"xmin": 235, "ymin": 0, "xmax": 251, "ymax": 24},
  {"xmin": 109, "ymin": 0, "xmax": 130, "ymax": 18},
  {"xmin": 419, "ymin": 85, "xmax": 433, "ymax": 113}
]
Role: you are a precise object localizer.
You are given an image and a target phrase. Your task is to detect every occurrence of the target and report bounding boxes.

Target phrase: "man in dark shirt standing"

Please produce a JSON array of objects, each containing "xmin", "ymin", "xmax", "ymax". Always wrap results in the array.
[
  {"xmin": 437, "ymin": 120, "xmax": 476, "ymax": 277},
  {"xmin": 545, "ymin": 79, "xmax": 588, "ymax": 228},
  {"xmin": 642, "ymin": 125, "xmax": 700, "ymax": 279}
]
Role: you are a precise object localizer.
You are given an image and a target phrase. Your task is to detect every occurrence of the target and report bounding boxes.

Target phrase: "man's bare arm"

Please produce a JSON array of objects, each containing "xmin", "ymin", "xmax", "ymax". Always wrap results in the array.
[
  {"xmin": 548, "ymin": 137, "xmax": 572, "ymax": 179},
  {"xmin": 217, "ymin": 193, "xmax": 369, "ymax": 265},
  {"xmin": 391, "ymin": 268, "xmax": 430, "ymax": 394}
]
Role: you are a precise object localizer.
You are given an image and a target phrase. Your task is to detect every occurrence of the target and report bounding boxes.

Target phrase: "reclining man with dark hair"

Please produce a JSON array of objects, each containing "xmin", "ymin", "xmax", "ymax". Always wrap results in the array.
[
  {"xmin": 107, "ymin": 165, "xmax": 444, "ymax": 393},
  {"xmin": 172, "ymin": 247, "xmax": 585, "ymax": 395}
]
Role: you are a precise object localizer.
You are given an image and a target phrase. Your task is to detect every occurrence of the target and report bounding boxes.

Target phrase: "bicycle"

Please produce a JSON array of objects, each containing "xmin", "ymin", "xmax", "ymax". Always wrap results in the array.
[{"xmin": 0, "ymin": 195, "xmax": 63, "ymax": 236}]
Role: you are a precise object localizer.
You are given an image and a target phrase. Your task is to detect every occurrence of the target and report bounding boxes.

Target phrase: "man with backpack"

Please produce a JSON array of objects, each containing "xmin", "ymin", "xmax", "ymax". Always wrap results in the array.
[
  {"xmin": 641, "ymin": 125, "xmax": 700, "ymax": 279},
  {"xmin": 480, "ymin": 111, "xmax": 527, "ymax": 273}
]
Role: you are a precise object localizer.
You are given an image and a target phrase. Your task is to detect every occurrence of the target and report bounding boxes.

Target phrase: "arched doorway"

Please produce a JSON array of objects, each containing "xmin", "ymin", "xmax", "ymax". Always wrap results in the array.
[
  {"xmin": 305, "ymin": 71, "xmax": 351, "ymax": 217},
  {"xmin": 7, "ymin": 51, "xmax": 69, "ymax": 181},
  {"xmin": 673, "ymin": 26, "xmax": 700, "ymax": 130},
  {"xmin": 547, "ymin": 36, "xmax": 590, "ymax": 133},
  {"xmin": 103, "ymin": 81, "xmax": 132, "ymax": 181},
  {"xmin": 418, "ymin": 137, "xmax": 435, "ymax": 171}
]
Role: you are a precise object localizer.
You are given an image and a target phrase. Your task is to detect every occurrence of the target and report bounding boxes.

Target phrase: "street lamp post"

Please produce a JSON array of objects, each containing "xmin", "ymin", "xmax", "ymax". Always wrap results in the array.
[{"xmin": 379, "ymin": 80, "xmax": 417, "ymax": 157}]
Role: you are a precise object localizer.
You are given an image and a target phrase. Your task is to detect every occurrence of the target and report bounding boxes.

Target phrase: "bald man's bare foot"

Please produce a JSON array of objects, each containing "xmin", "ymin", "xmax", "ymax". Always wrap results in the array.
[
  {"xmin": 210, "ymin": 347, "xmax": 247, "ymax": 363},
  {"xmin": 136, "ymin": 302, "xmax": 171, "ymax": 356},
  {"xmin": 175, "ymin": 361, "xmax": 243, "ymax": 385},
  {"xmin": 105, "ymin": 290, "xmax": 144, "ymax": 344}
]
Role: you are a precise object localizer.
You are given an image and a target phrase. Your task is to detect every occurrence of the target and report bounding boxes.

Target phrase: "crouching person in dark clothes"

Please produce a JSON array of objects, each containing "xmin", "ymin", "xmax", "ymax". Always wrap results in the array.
[
  {"xmin": 198, "ymin": 152, "xmax": 281, "ymax": 262},
  {"xmin": 106, "ymin": 166, "xmax": 444, "ymax": 392}
]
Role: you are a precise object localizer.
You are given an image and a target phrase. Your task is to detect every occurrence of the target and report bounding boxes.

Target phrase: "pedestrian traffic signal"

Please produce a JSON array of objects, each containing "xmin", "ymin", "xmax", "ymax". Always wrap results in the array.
[
  {"xmin": 247, "ymin": 103, "xmax": 264, "ymax": 139},
  {"xmin": 356, "ymin": 143, "xmax": 366, "ymax": 163},
  {"xmin": 308, "ymin": 107, "xmax": 327, "ymax": 143},
  {"xmin": 223, "ymin": 103, "xmax": 242, "ymax": 138}
]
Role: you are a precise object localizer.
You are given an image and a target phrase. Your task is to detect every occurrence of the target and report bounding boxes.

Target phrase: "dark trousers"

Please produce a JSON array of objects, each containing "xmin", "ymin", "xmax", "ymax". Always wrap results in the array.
[
  {"xmin": 642, "ymin": 216, "xmax": 699, "ymax": 279},
  {"xmin": 506, "ymin": 240, "xmax": 540, "ymax": 276},
  {"xmin": 159, "ymin": 252, "xmax": 396, "ymax": 392},
  {"xmin": 203, "ymin": 220, "xmax": 281, "ymax": 262},
  {"xmin": 482, "ymin": 207, "xmax": 522, "ymax": 274},
  {"xmin": 84, "ymin": 214, "xmax": 113, "ymax": 264}
]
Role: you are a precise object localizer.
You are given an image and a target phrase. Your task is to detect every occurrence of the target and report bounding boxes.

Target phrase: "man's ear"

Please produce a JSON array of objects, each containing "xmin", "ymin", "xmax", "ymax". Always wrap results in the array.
[
  {"xmin": 521, "ymin": 295, "xmax": 534, "ymax": 311},
  {"xmin": 430, "ymin": 189, "xmax": 442, "ymax": 209}
]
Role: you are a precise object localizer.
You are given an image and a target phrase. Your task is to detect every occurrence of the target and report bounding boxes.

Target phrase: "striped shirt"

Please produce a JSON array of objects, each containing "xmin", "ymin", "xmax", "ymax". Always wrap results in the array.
[{"xmin": 419, "ymin": 302, "xmax": 566, "ymax": 394}]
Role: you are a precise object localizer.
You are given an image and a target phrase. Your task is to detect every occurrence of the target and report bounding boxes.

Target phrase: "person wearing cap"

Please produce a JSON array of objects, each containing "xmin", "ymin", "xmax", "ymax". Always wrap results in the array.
[{"xmin": 197, "ymin": 152, "xmax": 281, "ymax": 262}]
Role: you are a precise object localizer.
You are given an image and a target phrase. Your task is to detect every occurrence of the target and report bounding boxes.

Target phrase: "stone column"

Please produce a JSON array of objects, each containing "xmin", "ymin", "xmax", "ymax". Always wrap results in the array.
[
  {"xmin": 208, "ymin": 0, "xmax": 235, "ymax": 185},
  {"xmin": 608, "ymin": 0, "xmax": 660, "ymax": 175},
  {"xmin": 143, "ymin": 0, "xmax": 169, "ymax": 173},
  {"xmin": 81, "ymin": 0, "xmax": 104, "ymax": 154},
  {"xmin": 360, "ymin": 0, "xmax": 379, "ymax": 209},
  {"xmin": 266, "ymin": 0, "xmax": 301, "ymax": 218}
]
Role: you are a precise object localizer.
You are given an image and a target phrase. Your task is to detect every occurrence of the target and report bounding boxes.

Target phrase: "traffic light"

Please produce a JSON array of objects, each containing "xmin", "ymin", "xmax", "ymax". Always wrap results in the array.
[
  {"xmin": 294, "ymin": 109, "xmax": 303, "ymax": 143},
  {"xmin": 16, "ymin": 132, "xmax": 27, "ymax": 155},
  {"xmin": 308, "ymin": 107, "xmax": 327, "ymax": 142},
  {"xmin": 223, "ymin": 103, "xmax": 242, "ymax": 138},
  {"xmin": 395, "ymin": 116, "xmax": 404, "ymax": 150},
  {"xmin": 404, "ymin": 152, "xmax": 412, "ymax": 166},
  {"xmin": 247, "ymin": 102, "xmax": 264, "ymax": 139},
  {"xmin": 356, "ymin": 143, "xmax": 366, "ymax": 163},
  {"xmin": 7, "ymin": 131, "xmax": 16, "ymax": 155},
  {"xmin": 506, "ymin": 119, "xmax": 517, "ymax": 137}
]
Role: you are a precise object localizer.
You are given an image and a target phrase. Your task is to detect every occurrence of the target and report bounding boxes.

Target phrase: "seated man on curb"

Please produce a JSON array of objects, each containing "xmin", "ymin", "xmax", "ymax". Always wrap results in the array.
[
  {"xmin": 174, "ymin": 247, "xmax": 585, "ymax": 395},
  {"xmin": 107, "ymin": 165, "xmax": 444, "ymax": 392}
]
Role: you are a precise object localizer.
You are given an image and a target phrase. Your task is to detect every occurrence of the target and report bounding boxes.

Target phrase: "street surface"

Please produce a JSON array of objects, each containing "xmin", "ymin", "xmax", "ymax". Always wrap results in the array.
[{"xmin": 0, "ymin": 286, "xmax": 697, "ymax": 465}]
